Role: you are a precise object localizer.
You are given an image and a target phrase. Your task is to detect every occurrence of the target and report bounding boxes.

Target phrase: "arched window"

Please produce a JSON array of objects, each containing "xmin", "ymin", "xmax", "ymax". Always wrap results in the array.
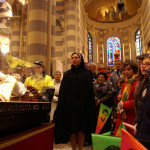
[
  {"xmin": 107, "ymin": 36, "xmax": 121, "ymax": 66},
  {"xmin": 135, "ymin": 29, "xmax": 142, "ymax": 56},
  {"xmin": 88, "ymin": 32, "xmax": 93, "ymax": 62}
]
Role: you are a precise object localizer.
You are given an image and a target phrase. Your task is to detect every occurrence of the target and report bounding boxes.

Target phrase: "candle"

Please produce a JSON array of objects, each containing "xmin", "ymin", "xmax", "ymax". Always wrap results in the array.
[
  {"xmin": 102, "ymin": 44, "xmax": 104, "ymax": 64},
  {"xmin": 122, "ymin": 44, "xmax": 125, "ymax": 62},
  {"xmin": 97, "ymin": 44, "xmax": 99, "ymax": 63},
  {"xmin": 129, "ymin": 43, "xmax": 131, "ymax": 60}
]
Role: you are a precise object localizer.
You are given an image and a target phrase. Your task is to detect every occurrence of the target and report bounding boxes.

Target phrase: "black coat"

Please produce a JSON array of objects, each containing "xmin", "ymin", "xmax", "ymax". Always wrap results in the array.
[
  {"xmin": 55, "ymin": 65, "xmax": 96, "ymax": 143},
  {"xmin": 135, "ymin": 79, "xmax": 150, "ymax": 149}
]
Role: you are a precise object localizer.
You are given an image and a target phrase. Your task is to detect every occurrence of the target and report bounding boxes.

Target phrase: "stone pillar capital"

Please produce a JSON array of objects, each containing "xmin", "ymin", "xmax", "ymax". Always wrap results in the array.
[
  {"xmin": 65, "ymin": 0, "xmax": 76, "ymax": 5},
  {"xmin": 10, "ymin": 16, "xmax": 21, "ymax": 27}
]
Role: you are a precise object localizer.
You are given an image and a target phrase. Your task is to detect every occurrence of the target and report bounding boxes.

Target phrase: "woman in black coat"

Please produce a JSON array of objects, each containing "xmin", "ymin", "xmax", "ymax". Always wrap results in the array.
[
  {"xmin": 134, "ymin": 57, "xmax": 150, "ymax": 149},
  {"xmin": 55, "ymin": 52, "xmax": 96, "ymax": 150}
]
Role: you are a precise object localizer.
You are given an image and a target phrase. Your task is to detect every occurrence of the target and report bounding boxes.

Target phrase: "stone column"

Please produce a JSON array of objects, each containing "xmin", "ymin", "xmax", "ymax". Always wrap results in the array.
[
  {"xmin": 27, "ymin": 0, "xmax": 48, "ymax": 65},
  {"xmin": 65, "ymin": 0, "xmax": 77, "ymax": 70},
  {"xmin": 21, "ymin": 5, "xmax": 28, "ymax": 60},
  {"xmin": 10, "ymin": 16, "xmax": 21, "ymax": 58},
  {"xmin": 49, "ymin": 0, "xmax": 56, "ymax": 75}
]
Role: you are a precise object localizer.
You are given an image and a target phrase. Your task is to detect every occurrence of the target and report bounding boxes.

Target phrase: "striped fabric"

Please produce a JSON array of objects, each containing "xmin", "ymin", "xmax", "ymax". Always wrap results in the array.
[{"xmin": 122, "ymin": 75, "xmax": 137, "ymax": 102}]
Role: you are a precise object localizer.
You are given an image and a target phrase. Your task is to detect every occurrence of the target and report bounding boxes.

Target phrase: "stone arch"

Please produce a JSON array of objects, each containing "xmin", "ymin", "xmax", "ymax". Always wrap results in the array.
[
  {"xmin": 52, "ymin": 18, "xmax": 65, "ymax": 75},
  {"xmin": 56, "ymin": 13, "xmax": 64, "ymax": 30},
  {"xmin": 55, "ymin": 19, "xmax": 64, "ymax": 54},
  {"xmin": 0, "ymin": 1, "xmax": 12, "ymax": 29}
]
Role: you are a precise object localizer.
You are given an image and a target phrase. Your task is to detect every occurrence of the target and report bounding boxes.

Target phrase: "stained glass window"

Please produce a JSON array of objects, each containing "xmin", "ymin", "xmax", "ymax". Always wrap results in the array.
[
  {"xmin": 107, "ymin": 36, "xmax": 121, "ymax": 66},
  {"xmin": 135, "ymin": 29, "xmax": 142, "ymax": 56},
  {"xmin": 88, "ymin": 33, "xmax": 93, "ymax": 62}
]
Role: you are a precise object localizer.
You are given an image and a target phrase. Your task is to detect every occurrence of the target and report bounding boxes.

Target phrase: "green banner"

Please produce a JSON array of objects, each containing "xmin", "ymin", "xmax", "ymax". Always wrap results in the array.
[
  {"xmin": 116, "ymin": 121, "xmax": 126, "ymax": 137},
  {"xmin": 102, "ymin": 131, "xmax": 111, "ymax": 136},
  {"xmin": 92, "ymin": 133, "xmax": 121, "ymax": 150}
]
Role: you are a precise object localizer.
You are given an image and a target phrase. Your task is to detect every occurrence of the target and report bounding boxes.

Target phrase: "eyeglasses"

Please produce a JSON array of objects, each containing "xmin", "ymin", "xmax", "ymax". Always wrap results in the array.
[
  {"xmin": 140, "ymin": 62, "xmax": 150, "ymax": 67},
  {"xmin": 55, "ymin": 73, "xmax": 61, "ymax": 76}
]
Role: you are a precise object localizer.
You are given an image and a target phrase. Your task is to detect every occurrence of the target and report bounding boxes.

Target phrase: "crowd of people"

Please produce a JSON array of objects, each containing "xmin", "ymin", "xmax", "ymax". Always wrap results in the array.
[
  {"xmin": 54, "ymin": 52, "xmax": 150, "ymax": 150},
  {"xmin": 1, "ymin": 52, "xmax": 150, "ymax": 150}
]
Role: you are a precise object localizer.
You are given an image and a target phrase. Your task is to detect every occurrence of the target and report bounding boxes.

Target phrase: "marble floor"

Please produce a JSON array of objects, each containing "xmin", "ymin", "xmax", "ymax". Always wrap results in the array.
[{"xmin": 53, "ymin": 142, "xmax": 93, "ymax": 150}]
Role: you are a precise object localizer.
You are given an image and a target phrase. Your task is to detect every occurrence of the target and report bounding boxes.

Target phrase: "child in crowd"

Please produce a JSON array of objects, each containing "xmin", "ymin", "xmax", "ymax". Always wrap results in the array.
[
  {"xmin": 114, "ymin": 60, "xmax": 138, "ymax": 136},
  {"xmin": 111, "ymin": 77, "xmax": 125, "ymax": 133}
]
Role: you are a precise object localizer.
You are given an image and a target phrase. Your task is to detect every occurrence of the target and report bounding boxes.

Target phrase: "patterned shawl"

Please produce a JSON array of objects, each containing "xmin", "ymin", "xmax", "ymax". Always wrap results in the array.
[{"xmin": 122, "ymin": 74, "xmax": 137, "ymax": 102}]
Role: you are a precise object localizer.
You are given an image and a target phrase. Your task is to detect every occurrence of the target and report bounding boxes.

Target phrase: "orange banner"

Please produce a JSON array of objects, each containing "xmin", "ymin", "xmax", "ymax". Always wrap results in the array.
[
  {"xmin": 95, "ymin": 103, "xmax": 111, "ymax": 134},
  {"xmin": 121, "ymin": 129, "xmax": 147, "ymax": 150}
]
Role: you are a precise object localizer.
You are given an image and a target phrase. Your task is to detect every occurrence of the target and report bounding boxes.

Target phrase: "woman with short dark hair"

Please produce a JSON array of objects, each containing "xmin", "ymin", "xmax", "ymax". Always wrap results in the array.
[{"xmin": 94, "ymin": 72, "xmax": 114, "ymax": 133}]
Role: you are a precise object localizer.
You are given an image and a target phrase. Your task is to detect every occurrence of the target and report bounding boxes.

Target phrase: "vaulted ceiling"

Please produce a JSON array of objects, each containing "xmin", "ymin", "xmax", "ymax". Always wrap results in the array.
[
  {"xmin": 84, "ymin": 0, "xmax": 143, "ymax": 22},
  {"xmin": 0, "ymin": 0, "xmax": 144, "ymax": 31},
  {"xmin": 84, "ymin": 0, "xmax": 143, "ymax": 9}
]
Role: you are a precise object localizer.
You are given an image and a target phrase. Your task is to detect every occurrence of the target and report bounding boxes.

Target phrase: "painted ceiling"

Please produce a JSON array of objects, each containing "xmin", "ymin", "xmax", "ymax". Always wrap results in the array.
[{"xmin": 86, "ymin": 0, "xmax": 142, "ymax": 23}]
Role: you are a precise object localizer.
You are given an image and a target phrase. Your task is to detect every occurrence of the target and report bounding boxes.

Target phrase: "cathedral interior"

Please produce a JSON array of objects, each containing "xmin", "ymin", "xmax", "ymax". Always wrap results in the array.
[
  {"xmin": 0, "ymin": 1, "xmax": 150, "ymax": 149},
  {"xmin": 0, "ymin": 0, "xmax": 149, "ymax": 76}
]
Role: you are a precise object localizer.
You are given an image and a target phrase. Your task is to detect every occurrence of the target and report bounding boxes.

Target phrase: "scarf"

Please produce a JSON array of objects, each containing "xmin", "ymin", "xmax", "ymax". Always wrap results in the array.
[
  {"xmin": 122, "ymin": 74, "xmax": 137, "ymax": 102},
  {"xmin": 95, "ymin": 81, "xmax": 110, "ymax": 99}
]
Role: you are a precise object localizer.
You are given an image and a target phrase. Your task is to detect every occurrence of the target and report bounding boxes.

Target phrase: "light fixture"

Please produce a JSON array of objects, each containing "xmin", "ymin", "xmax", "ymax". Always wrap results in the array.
[
  {"xmin": 19, "ymin": 0, "xmax": 28, "ymax": 5},
  {"xmin": 1, "ymin": 37, "xmax": 10, "ymax": 54}
]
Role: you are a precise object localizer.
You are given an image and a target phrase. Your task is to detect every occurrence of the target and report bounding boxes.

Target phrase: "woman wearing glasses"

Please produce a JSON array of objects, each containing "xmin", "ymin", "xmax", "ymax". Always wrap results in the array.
[{"xmin": 134, "ymin": 56, "xmax": 150, "ymax": 149}]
